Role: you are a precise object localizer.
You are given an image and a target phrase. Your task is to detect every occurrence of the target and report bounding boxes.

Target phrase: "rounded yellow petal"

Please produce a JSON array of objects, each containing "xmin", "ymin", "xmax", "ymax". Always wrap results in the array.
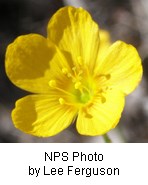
[
  {"xmin": 96, "ymin": 41, "xmax": 143, "ymax": 95},
  {"xmin": 12, "ymin": 95, "xmax": 77, "ymax": 137},
  {"xmin": 5, "ymin": 34, "xmax": 55, "ymax": 93},
  {"xmin": 47, "ymin": 6, "xmax": 100, "ymax": 73},
  {"xmin": 96, "ymin": 29, "xmax": 111, "ymax": 69},
  {"xmin": 76, "ymin": 90, "xmax": 125, "ymax": 136}
]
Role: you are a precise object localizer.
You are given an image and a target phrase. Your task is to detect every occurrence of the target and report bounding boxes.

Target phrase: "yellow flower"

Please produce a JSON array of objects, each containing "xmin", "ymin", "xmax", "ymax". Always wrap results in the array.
[{"xmin": 5, "ymin": 6, "xmax": 142, "ymax": 137}]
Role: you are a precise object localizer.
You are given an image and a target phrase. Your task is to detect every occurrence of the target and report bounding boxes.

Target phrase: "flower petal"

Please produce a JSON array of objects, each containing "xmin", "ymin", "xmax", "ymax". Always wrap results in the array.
[
  {"xmin": 96, "ymin": 41, "xmax": 143, "ymax": 95},
  {"xmin": 96, "ymin": 30, "xmax": 111, "ymax": 69},
  {"xmin": 12, "ymin": 95, "xmax": 77, "ymax": 137},
  {"xmin": 76, "ymin": 90, "xmax": 125, "ymax": 136},
  {"xmin": 47, "ymin": 6, "xmax": 100, "ymax": 72},
  {"xmin": 5, "ymin": 34, "xmax": 55, "ymax": 93}
]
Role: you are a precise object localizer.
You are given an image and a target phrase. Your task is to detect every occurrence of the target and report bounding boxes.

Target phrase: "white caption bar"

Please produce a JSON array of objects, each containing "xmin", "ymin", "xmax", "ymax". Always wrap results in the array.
[{"xmin": 0, "ymin": 143, "xmax": 147, "ymax": 185}]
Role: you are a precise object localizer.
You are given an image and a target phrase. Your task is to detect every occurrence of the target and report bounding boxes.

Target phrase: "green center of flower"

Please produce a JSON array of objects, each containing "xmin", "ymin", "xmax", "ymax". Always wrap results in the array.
[
  {"xmin": 80, "ymin": 91, "xmax": 91, "ymax": 104},
  {"xmin": 73, "ymin": 84, "xmax": 92, "ymax": 104}
]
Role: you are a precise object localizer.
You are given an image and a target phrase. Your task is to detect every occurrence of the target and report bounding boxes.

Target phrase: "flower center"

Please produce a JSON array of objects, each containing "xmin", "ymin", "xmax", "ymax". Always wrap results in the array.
[
  {"xmin": 79, "ymin": 90, "xmax": 91, "ymax": 104},
  {"xmin": 49, "ymin": 56, "xmax": 111, "ymax": 108}
]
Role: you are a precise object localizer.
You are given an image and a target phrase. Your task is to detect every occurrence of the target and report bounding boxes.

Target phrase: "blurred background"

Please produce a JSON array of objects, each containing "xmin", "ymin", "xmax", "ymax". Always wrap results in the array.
[{"xmin": 0, "ymin": 0, "xmax": 148, "ymax": 143}]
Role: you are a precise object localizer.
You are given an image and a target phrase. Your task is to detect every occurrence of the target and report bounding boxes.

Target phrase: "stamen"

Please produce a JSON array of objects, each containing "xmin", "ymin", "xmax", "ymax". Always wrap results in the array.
[
  {"xmin": 95, "ymin": 91, "xmax": 106, "ymax": 103},
  {"xmin": 62, "ymin": 64, "xmax": 84, "ymax": 88},
  {"xmin": 49, "ymin": 80, "xmax": 57, "ymax": 87},
  {"xmin": 59, "ymin": 97, "xmax": 77, "ymax": 106},
  {"xmin": 49, "ymin": 80, "xmax": 75, "ymax": 97},
  {"xmin": 101, "ymin": 96, "xmax": 106, "ymax": 103},
  {"xmin": 72, "ymin": 66, "xmax": 76, "ymax": 71},
  {"xmin": 67, "ymin": 73, "xmax": 72, "ymax": 78},
  {"xmin": 82, "ymin": 85, "xmax": 91, "ymax": 94},
  {"xmin": 67, "ymin": 72, "xmax": 77, "ymax": 83},
  {"xmin": 75, "ymin": 82, "xmax": 82, "ymax": 89},
  {"xmin": 87, "ymin": 103, "xmax": 93, "ymax": 108},
  {"xmin": 72, "ymin": 66, "xmax": 77, "ymax": 77},
  {"xmin": 105, "ymin": 74, "xmax": 111, "ymax": 80},
  {"xmin": 59, "ymin": 98, "xmax": 65, "ymax": 105},
  {"xmin": 49, "ymin": 61, "xmax": 97, "ymax": 107},
  {"xmin": 83, "ymin": 107, "xmax": 93, "ymax": 119},
  {"xmin": 97, "ymin": 74, "xmax": 111, "ymax": 80}
]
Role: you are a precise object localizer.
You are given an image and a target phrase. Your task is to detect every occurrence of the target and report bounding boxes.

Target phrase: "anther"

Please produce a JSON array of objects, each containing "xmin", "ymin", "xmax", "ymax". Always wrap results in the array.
[
  {"xmin": 72, "ymin": 66, "xmax": 76, "ymax": 71},
  {"xmin": 105, "ymin": 74, "xmax": 111, "ymax": 80},
  {"xmin": 62, "ymin": 68, "xmax": 68, "ymax": 74},
  {"xmin": 83, "ymin": 107, "xmax": 93, "ymax": 118},
  {"xmin": 72, "ymin": 66, "xmax": 77, "ymax": 77},
  {"xmin": 67, "ymin": 73, "xmax": 72, "ymax": 78},
  {"xmin": 101, "ymin": 96, "xmax": 106, "ymax": 103},
  {"xmin": 59, "ymin": 98, "xmax": 65, "ymax": 105},
  {"xmin": 97, "ymin": 74, "xmax": 111, "ymax": 80},
  {"xmin": 49, "ymin": 80, "xmax": 56, "ymax": 87},
  {"xmin": 75, "ymin": 82, "xmax": 82, "ymax": 89}
]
